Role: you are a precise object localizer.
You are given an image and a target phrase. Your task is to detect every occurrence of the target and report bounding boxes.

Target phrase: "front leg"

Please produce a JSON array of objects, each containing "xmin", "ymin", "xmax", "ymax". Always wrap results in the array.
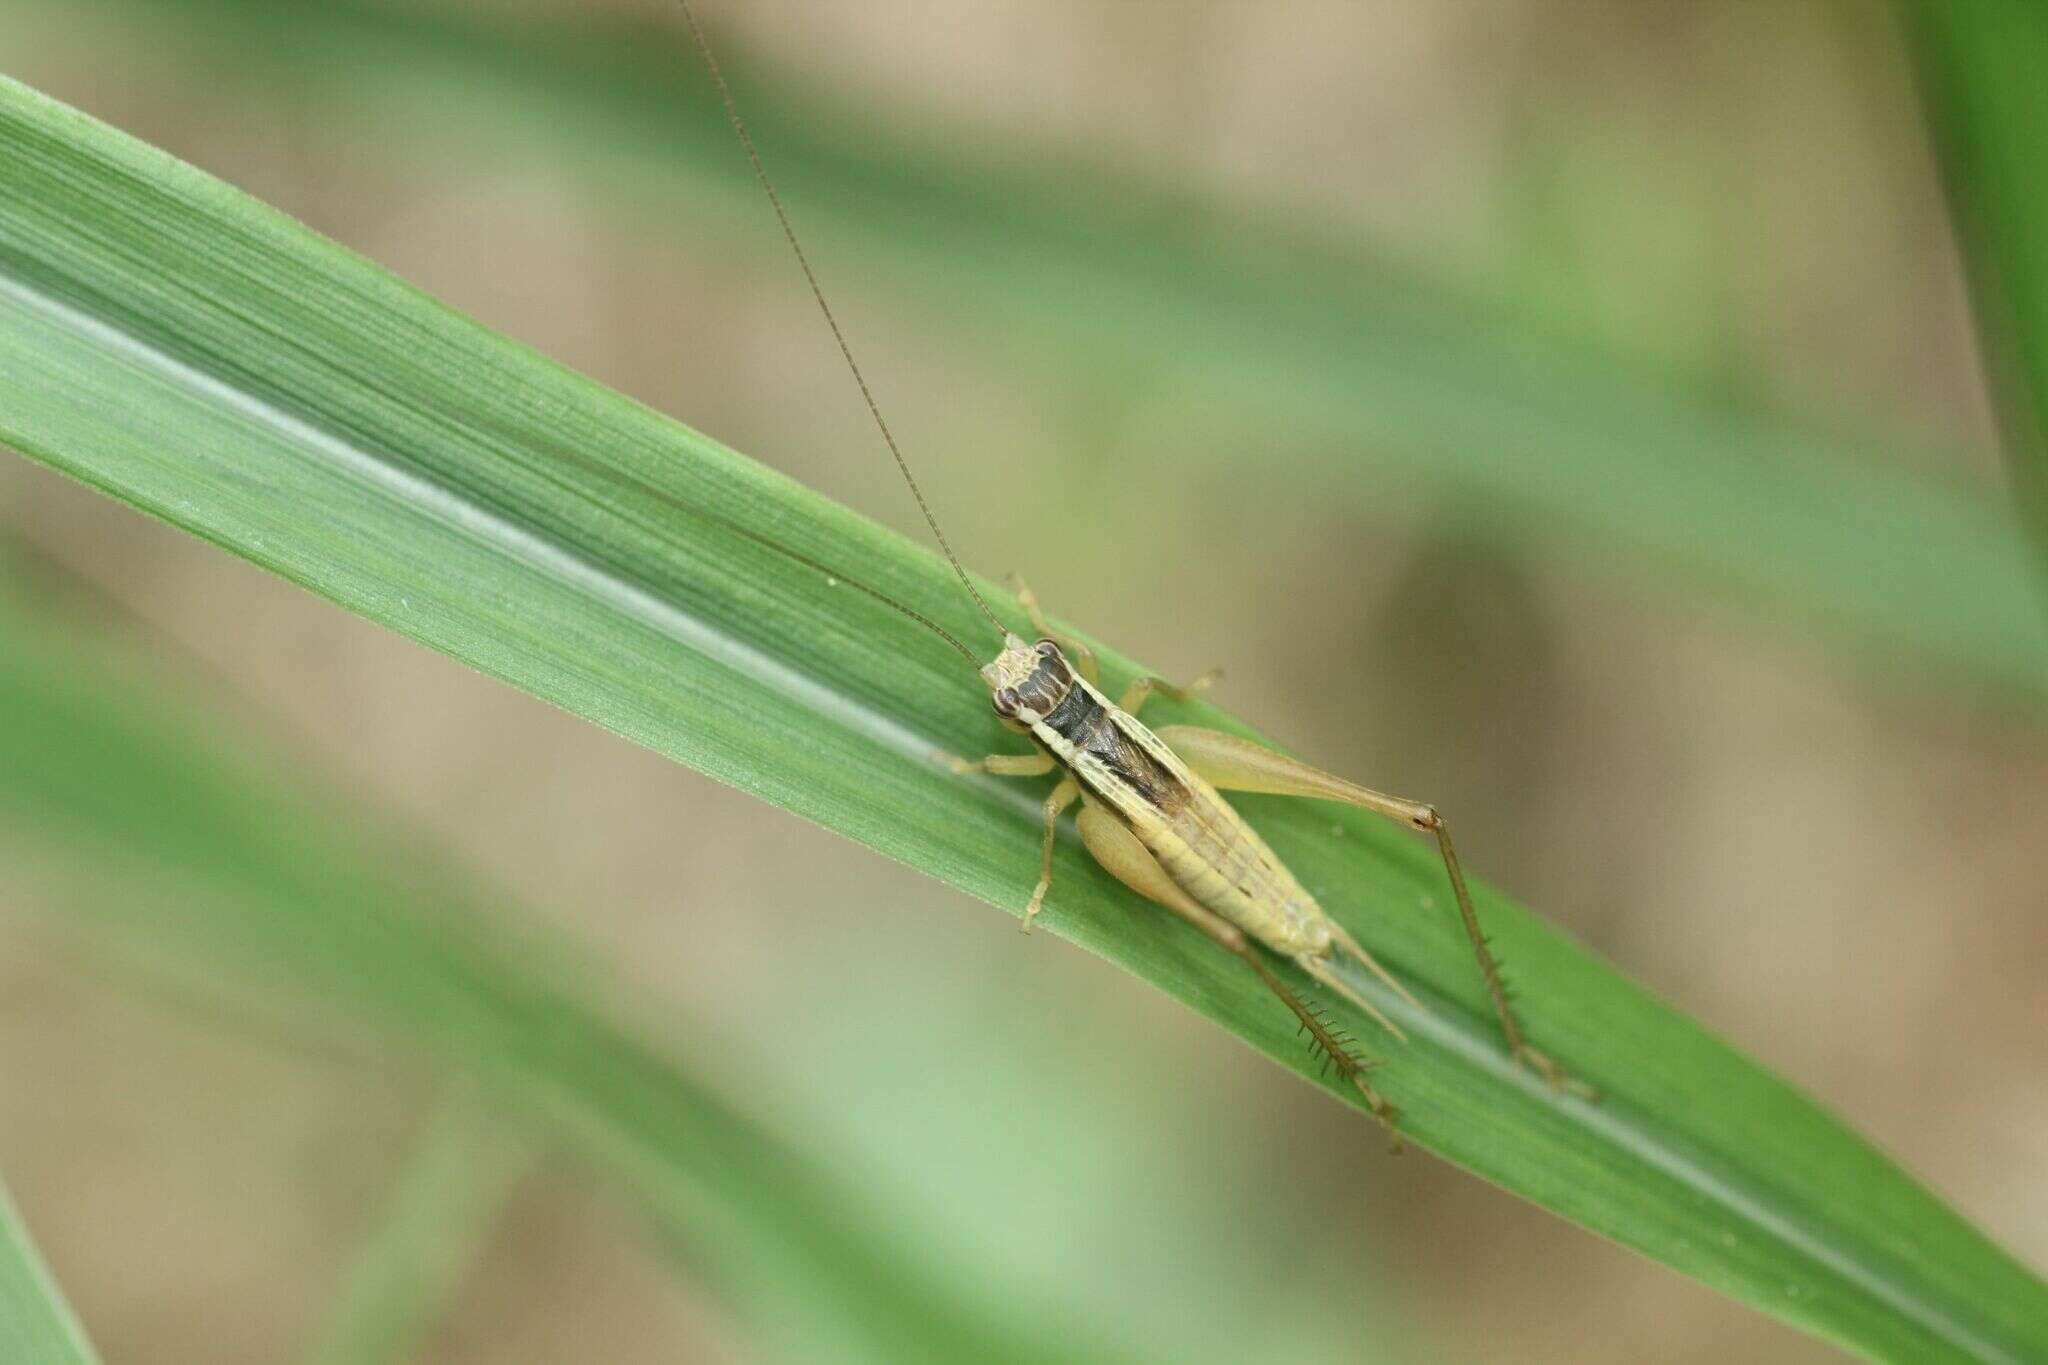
[
  {"xmin": 1155, "ymin": 724, "xmax": 1589, "ymax": 1097},
  {"xmin": 1004, "ymin": 573, "xmax": 1099, "ymax": 685},
  {"xmin": 1116, "ymin": 669, "xmax": 1221, "ymax": 717}
]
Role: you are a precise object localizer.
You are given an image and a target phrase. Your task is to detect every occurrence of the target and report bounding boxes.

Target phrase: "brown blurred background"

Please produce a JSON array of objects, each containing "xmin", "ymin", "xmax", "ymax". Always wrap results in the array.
[{"xmin": 4, "ymin": 1, "xmax": 2045, "ymax": 1361}]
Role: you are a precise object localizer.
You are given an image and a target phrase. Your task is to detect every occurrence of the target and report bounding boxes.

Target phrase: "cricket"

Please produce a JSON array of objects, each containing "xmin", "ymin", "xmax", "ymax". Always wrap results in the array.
[{"xmin": 675, "ymin": 4, "xmax": 1583, "ymax": 1138}]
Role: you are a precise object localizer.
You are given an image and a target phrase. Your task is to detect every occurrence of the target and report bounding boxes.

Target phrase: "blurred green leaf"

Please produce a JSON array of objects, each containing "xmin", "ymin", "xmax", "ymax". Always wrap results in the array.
[
  {"xmin": 0, "ymin": 589, "xmax": 1103, "ymax": 1365},
  {"xmin": 0, "ymin": 1175, "xmax": 100, "ymax": 1365},
  {"xmin": 3, "ymin": 78, "xmax": 2044, "ymax": 1362},
  {"xmin": 1911, "ymin": 0, "xmax": 2048, "ymax": 572},
  {"xmin": 301, "ymin": 1086, "xmax": 535, "ymax": 1365},
  {"xmin": 11, "ymin": 0, "xmax": 2046, "ymax": 703}
]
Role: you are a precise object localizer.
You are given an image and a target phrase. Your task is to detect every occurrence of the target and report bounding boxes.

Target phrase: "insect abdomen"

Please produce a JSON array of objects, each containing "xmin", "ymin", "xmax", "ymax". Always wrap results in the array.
[
  {"xmin": 1149, "ymin": 787, "xmax": 1331, "ymax": 956},
  {"xmin": 1034, "ymin": 680, "xmax": 1331, "ymax": 957}
]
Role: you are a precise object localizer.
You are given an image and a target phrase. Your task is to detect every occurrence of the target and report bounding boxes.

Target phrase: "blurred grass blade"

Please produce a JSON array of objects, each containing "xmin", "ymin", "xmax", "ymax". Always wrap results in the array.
[
  {"xmin": 302, "ymin": 1086, "xmax": 535, "ymax": 1365},
  {"xmin": 3, "ymin": 77, "xmax": 2046, "ymax": 1363},
  {"xmin": 0, "ymin": 1175, "xmax": 101, "ymax": 1365},
  {"xmin": 0, "ymin": 590, "xmax": 1109, "ymax": 1365},
  {"xmin": 1911, "ymin": 1, "xmax": 2048, "ymax": 572},
  {"xmin": 13, "ymin": 0, "xmax": 2048, "ymax": 702}
]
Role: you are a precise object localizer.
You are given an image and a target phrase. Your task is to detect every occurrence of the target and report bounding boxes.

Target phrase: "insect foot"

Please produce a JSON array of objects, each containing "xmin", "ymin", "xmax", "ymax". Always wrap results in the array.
[
  {"xmin": 1351, "ymin": 1076, "xmax": 1405, "ymax": 1154},
  {"xmin": 1019, "ymin": 893, "xmax": 1045, "ymax": 934}
]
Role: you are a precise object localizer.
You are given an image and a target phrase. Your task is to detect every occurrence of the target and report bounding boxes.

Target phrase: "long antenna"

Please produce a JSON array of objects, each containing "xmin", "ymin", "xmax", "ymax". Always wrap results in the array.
[
  {"xmin": 701, "ymin": 505, "xmax": 983, "ymax": 664},
  {"xmin": 675, "ymin": 1, "xmax": 1008, "ymax": 641},
  {"xmin": 472, "ymin": 408, "xmax": 984, "ymax": 665}
]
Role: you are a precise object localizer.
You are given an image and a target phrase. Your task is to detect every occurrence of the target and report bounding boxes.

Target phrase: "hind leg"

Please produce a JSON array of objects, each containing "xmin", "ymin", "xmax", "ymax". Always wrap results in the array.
[
  {"xmin": 1155, "ymin": 724, "xmax": 1589, "ymax": 1097},
  {"xmin": 1074, "ymin": 801, "xmax": 1399, "ymax": 1140}
]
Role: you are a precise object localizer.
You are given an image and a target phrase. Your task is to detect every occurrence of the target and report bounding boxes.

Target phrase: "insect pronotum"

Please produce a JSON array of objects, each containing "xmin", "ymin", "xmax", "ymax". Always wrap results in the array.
[{"xmin": 672, "ymin": 2, "xmax": 1586, "ymax": 1138}]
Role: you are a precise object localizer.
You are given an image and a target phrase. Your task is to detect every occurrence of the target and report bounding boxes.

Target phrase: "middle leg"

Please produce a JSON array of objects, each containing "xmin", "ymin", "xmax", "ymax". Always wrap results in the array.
[
  {"xmin": 1021, "ymin": 777, "xmax": 1080, "ymax": 933},
  {"xmin": 934, "ymin": 747, "xmax": 1072, "ymax": 933}
]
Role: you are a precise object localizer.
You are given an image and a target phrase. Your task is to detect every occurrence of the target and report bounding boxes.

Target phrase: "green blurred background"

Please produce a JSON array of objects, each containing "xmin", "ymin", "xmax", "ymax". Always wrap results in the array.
[{"xmin": 3, "ymin": 1, "xmax": 2046, "ymax": 1361}]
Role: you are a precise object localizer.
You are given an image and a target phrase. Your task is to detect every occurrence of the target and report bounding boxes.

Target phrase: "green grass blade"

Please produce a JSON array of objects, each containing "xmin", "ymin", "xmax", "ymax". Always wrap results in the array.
[
  {"xmin": 301, "ymin": 1085, "xmax": 535, "ymax": 1365},
  {"xmin": 1910, "ymin": 1, "xmax": 2048, "ymax": 568},
  {"xmin": 2, "ymin": 76, "xmax": 2044, "ymax": 1362},
  {"xmin": 12, "ymin": 0, "xmax": 2048, "ymax": 703},
  {"xmin": 0, "ymin": 1174, "xmax": 101, "ymax": 1365}
]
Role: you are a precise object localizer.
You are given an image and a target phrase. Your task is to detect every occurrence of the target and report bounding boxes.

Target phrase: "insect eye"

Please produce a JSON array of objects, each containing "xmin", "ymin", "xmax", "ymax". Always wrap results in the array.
[
  {"xmin": 992, "ymin": 687, "xmax": 1021, "ymax": 717},
  {"xmin": 1035, "ymin": 638, "xmax": 1059, "ymax": 657}
]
